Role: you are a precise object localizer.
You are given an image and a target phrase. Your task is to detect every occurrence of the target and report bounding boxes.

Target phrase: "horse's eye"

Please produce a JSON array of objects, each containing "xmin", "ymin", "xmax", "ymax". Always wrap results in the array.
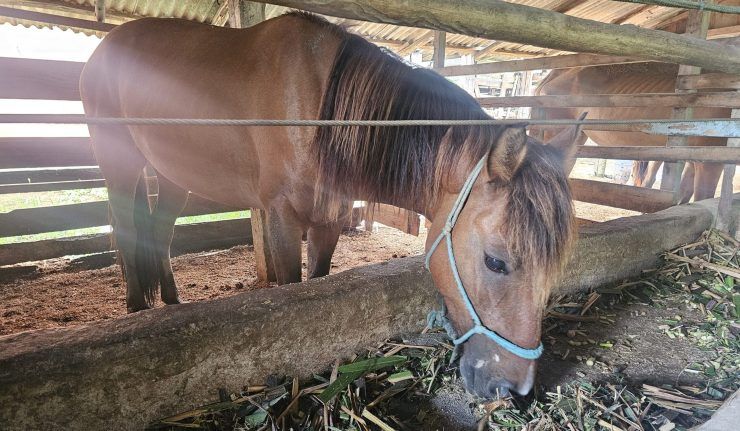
[{"xmin": 485, "ymin": 254, "xmax": 508, "ymax": 275}]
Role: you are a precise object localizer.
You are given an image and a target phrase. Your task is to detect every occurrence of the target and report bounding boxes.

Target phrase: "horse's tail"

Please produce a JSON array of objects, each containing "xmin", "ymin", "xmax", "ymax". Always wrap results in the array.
[
  {"xmin": 632, "ymin": 161, "xmax": 650, "ymax": 187},
  {"xmin": 133, "ymin": 172, "xmax": 160, "ymax": 306}
]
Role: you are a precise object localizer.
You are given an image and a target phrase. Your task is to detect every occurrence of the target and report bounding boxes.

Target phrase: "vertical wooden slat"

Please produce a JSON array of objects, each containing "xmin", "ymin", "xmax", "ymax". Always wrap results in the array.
[
  {"xmin": 433, "ymin": 30, "xmax": 446, "ymax": 69},
  {"xmin": 229, "ymin": 0, "xmax": 275, "ymax": 282},
  {"xmin": 660, "ymin": 4, "xmax": 712, "ymax": 199},
  {"xmin": 716, "ymin": 108, "xmax": 739, "ymax": 235},
  {"xmin": 95, "ymin": 0, "xmax": 106, "ymax": 22}
]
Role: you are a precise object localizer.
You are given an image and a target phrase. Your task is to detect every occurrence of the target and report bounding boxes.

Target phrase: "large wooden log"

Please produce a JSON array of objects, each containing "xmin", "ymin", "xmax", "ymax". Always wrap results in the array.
[
  {"xmin": 0, "ymin": 218, "xmax": 253, "ymax": 267},
  {"xmin": 262, "ymin": 0, "xmax": 740, "ymax": 73},
  {"xmin": 1, "ymin": 197, "xmax": 734, "ymax": 430},
  {"xmin": 478, "ymin": 92, "xmax": 740, "ymax": 108},
  {"xmin": 570, "ymin": 178, "xmax": 675, "ymax": 213},
  {"xmin": 0, "ymin": 56, "xmax": 84, "ymax": 100},
  {"xmin": 0, "ymin": 196, "xmax": 240, "ymax": 237},
  {"xmin": 0, "ymin": 137, "xmax": 95, "ymax": 169},
  {"xmin": 575, "ymin": 146, "xmax": 740, "ymax": 163},
  {"xmin": 437, "ymin": 53, "xmax": 646, "ymax": 77}
]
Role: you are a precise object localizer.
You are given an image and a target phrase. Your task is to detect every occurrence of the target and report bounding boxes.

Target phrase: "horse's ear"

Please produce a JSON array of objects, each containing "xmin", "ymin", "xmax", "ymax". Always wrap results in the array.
[
  {"xmin": 488, "ymin": 127, "xmax": 528, "ymax": 183},
  {"xmin": 547, "ymin": 112, "xmax": 587, "ymax": 173}
]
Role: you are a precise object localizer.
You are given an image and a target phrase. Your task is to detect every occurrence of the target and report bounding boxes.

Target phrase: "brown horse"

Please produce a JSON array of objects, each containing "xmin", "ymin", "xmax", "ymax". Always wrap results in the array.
[
  {"xmin": 80, "ymin": 12, "xmax": 579, "ymax": 398},
  {"xmin": 536, "ymin": 62, "xmax": 730, "ymax": 203}
]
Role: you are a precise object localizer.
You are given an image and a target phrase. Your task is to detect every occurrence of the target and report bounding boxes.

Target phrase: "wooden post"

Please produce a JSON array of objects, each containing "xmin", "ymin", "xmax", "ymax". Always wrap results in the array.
[
  {"xmin": 716, "ymin": 108, "xmax": 740, "ymax": 236},
  {"xmin": 228, "ymin": 0, "xmax": 265, "ymax": 28},
  {"xmin": 229, "ymin": 0, "xmax": 275, "ymax": 282},
  {"xmin": 94, "ymin": 0, "xmax": 105, "ymax": 22},
  {"xmin": 433, "ymin": 30, "xmax": 446, "ymax": 69},
  {"xmin": 660, "ymin": 5, "xmax": 712, "ymax": 199}
]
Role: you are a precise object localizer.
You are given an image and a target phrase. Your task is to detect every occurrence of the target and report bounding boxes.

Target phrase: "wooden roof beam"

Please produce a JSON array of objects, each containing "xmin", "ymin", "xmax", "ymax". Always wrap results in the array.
[
  {"xmin": 260, "ymin": 0, "xmax": 740, "ymax": 73},
  {"xmin": 396, "ymin": 29, "xmax": 434, "ymax": 55},
  {"xmin": 3, "ymin": 0, "xmax": 141, "ymax": 24},
  {"xmin": 0, "ymin": 5, "xmax": 115, "ymax": 32}
]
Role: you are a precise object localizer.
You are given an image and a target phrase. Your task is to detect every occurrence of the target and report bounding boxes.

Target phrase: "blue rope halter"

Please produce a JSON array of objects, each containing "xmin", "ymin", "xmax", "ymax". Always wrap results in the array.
[{"xmin": 425, "ymin": 156, "xmax": 544, "ymax": 361}]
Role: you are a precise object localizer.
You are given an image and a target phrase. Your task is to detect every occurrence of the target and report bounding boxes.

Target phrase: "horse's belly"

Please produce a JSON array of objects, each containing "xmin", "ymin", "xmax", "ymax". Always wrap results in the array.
[{"xmin": 130, "ymin": 127, "xmax": 263, "ymax": 208}]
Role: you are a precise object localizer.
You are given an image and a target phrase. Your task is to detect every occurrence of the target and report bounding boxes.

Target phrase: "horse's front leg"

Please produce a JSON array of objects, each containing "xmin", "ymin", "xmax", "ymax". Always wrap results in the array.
[
  {"xmin": 307, "ymin": 222, "xmax": 343, "ymax": 279},
  {"xmin": 266, "ymin": 201, "xmax": 304, "ymax": 285}
]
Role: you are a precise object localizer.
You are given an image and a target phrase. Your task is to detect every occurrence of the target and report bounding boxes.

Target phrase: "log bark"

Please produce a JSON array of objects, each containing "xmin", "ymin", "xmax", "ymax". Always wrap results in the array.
[{"xmin": 262, "ymin": 0, "xmax": 740, "ymax": 73}]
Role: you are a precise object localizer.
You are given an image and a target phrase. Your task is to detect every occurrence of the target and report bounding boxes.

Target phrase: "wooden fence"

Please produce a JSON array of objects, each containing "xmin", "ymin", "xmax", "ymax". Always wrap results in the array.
[
  {"xmin": 2, "ymin": 38, "xmax": 739, "ymax": 266},
  {"xmin": 432, "ymin": 27, "xmax": 740, "ymax": 221},
  {"xmin": 0, "ymin": 56, "xmax": 421, "ymax": 267}
]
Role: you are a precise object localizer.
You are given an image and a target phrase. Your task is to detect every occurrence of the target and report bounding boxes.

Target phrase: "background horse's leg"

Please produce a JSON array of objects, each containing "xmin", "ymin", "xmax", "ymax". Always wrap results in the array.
[
  {"xmin": 151, "ymin": 173, "xmax": 189, "ymax": 305},
  {"xmin": 678, "ymin": 163, "xmax": 696, "ymax": 204},
  {"xmin": 692, "ymin": 162, "xmax": 724, "ymax": 202},
  {"xmin": 266, "ymin": 200, "xmax": 304, "ymax": 285},
  {"xmin": 90, "ymin": 126, "xmax": 155, "ymax": 312},
  {"xmin": 307, "ymin": 221, "xmax": 343, "ymax": 279},
  {"xmin": 644, "ymin": 161, "xmax": 663, "ymax": 188}
]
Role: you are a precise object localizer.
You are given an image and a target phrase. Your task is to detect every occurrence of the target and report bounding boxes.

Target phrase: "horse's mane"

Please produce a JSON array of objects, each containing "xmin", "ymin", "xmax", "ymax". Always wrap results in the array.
[
  {"xmin": 312, "ymin": 17, "xmax": 498, "ymax": 216},
  {"xmin": 300, "ymin": 12, "xmax": 574, "ymax": 281}
]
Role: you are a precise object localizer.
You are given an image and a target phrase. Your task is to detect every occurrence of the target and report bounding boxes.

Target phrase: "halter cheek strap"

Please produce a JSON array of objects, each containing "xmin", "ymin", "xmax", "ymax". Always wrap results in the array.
[{"xmin": 425, "ymin": 156, "xmax": 544, "ymax": 361}]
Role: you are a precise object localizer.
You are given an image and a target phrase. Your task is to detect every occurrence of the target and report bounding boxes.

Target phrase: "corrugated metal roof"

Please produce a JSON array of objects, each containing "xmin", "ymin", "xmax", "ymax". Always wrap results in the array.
[{"xmin": 1, "ymin": 0, "xmax": 738, "ymax": 59}]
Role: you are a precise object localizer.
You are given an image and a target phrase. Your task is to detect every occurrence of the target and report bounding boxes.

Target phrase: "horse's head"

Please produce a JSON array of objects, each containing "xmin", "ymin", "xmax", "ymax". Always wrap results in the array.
[{"xmin": 426, "ymin": 125, "xmax": 580, "ymax": 399}]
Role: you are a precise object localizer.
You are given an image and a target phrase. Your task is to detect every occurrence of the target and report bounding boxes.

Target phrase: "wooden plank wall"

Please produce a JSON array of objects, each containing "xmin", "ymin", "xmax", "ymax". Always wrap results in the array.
[
  {"xmin": 0, "ymin": 56, "xmax": 252, "ymax": 265},
  {"xmin": 2, "ymin": 45, "xmax": 738, "ymax": 265}
]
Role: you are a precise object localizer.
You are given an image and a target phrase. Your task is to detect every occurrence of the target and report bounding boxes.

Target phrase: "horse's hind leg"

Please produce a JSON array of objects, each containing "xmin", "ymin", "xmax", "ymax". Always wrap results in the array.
[
  {"xmin": 266, "ymin": 200, "xmax": 304, "ymax": 285},
  {"xmin": 151, "ymin": 173, "xmax": 189, "ymax": 305},
  {"xmin": 91, "ymin": 126, "xmax": 154, "ymax": 312},
  {"xmin": 693, "ymin": 162, "xmax": 723, "ymax": 202},
  {"xmin": 644, "ymin": 161, "xmax": 662, "ymax": 188},
  {"xmin": 678, "ymin": 163, "xmax": 697, "ymax": 204},
  {"xmin": 307, "ymin": 222, "xmax": 343, "ymax": 279}
]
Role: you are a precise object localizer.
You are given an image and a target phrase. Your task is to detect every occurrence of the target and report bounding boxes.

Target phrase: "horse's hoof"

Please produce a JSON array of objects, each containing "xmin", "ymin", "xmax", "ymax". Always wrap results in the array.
[
  {"xmin": 127, "ymin": 304, "xmax": 152, "ymax": 313},
  {"xmin": 163, "ymin": 297, "xmax": 187, "ymax": 306}
]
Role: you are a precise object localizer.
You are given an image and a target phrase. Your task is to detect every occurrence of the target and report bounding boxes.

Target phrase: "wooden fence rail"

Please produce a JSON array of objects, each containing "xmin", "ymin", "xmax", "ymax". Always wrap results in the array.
[
  {"xmin": 478, "ymin": 92, "xmax": 740, "ymax": 108},
  {"xmin": 575, "ymin": 146, "xmax": 740, "ymax": 163},
  {"xmin": 0, "ymin": 195, "xmax": 239, "ymax": 237},
  {"xmin": 435, "ymin": 53, "xmax": 647, "ymax": 76},
  {"xmin": 570, "ymin": 178, "xmax": 675, "ymax": 213},
  {"xmin": 0, "ymin": 137, "xmax": 95, "ymax": 168},
  {"xmin": 0, "ymin": 56, "xmax": 84, "ymax": 100},
  {"xmin": 0, "ymin": 218, "xmax": 253, "ymax": 267}
]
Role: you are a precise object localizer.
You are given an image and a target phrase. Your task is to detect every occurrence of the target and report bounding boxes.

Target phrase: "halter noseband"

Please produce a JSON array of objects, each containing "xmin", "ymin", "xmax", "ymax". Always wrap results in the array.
[{"xmin": 424, "ymin": 156, "xmax": 544, "ymax": 361}]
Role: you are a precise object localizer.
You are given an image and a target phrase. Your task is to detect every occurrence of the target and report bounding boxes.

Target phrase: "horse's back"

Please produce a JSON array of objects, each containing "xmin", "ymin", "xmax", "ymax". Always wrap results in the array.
[
  {"xmin": 81, "ymin": 14, "xmax": 344, "ymax": 209},
  {"xmin": 536, "ymin": 63, "xmax": 729, "ymax": 147}
]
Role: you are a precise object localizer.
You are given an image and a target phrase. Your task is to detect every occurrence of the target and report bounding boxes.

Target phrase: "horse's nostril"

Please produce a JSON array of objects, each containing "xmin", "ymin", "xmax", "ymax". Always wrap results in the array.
[{"xmin": 486, "ymin": 379, "xmax": 513, "ymax": 399}]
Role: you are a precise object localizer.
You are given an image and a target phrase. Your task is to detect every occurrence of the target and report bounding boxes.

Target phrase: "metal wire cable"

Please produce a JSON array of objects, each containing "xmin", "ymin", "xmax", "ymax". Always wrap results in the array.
[{"xmin": 1, "ymin": 114, "xmax": 738, "ymax": 127}]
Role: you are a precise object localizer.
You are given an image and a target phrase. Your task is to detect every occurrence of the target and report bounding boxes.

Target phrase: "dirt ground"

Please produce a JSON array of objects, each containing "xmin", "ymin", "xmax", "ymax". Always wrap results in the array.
[
  {"xmin": 0, "ymin": 193, "xmax": 636, "ymax": 337},
  {"xmin": 0, "ymin": 227, "xmax": 425, "ymax": 336}
]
